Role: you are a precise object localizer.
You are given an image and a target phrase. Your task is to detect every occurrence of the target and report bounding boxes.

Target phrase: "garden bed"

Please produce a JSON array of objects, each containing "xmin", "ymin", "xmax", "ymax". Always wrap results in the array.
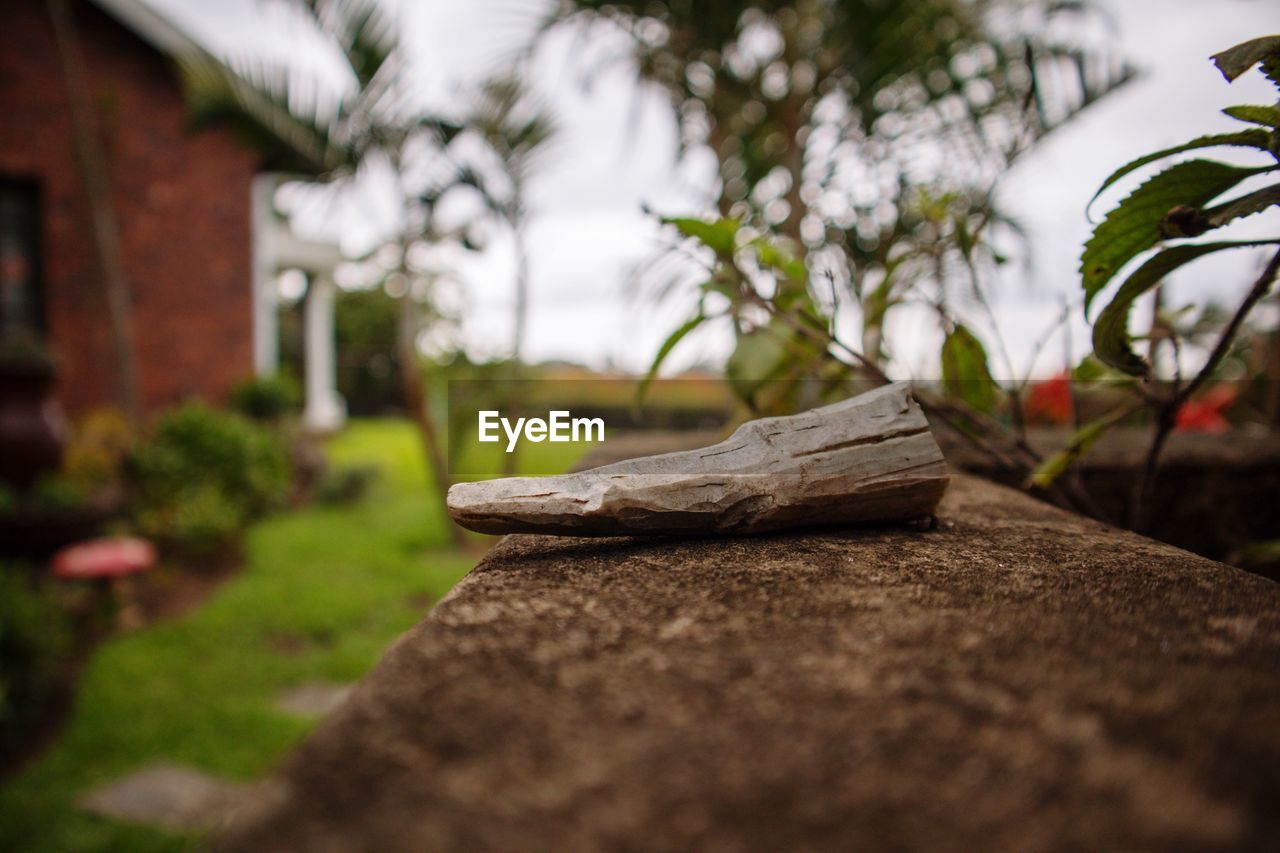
[{"xmin": 937, "ymin": 426, "xmax": 1280, "ymax": 577}]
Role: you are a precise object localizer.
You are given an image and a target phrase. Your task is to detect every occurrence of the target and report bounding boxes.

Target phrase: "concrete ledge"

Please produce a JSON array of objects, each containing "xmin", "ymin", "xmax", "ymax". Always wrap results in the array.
[{"xmin": 219, "ymin": 474, "xmax": 1280, "ymax": 851}]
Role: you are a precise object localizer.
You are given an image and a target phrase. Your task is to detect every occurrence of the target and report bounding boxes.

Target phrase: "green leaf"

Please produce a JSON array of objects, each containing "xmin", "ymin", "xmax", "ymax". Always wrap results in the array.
[
  {"xmin": 1027, "ymin": 407, "xmax": 1131, "ymax": 489},
  {"xmin": 1234, "ymin": 539, "xmax": 1280, "ymax": 567},
  {"xmin": 1071, "ymin": 353, "xmax": 1116, "ymax": 383},
  {"xmin": 1092, "ymin": 240, "xmax": 1280, "ymax": 375},
  {"xmin": 1081, "ymin": 160, "xmax": 1269, "ymax": 311},
  {"xmin": 1223, "ymin": 104, "xmax": 1280, "ymax": 129},
  {"xmin": 752, "ymin": 238, "xmax": 806, "ymax": 282},
  {"xmin": 954, "ymin": 214, "xmax": 974, "ymax": 258},
  {"xmin": 1211, "ymin": 36, "xmax": 1280, "ymax": 84},
  {"xmin": 726, "ymin": 323, "xmax": 791, "ymax": 405},
  {"xmin": 940, "ymin": 324, "xmax": 998, "ymax": 413},
  {"xmin": 1205, "ymin": 183, "xmax": 1280, "ymax": 229},
  {"xmin": 1086, "ymin": 130, "xmax": 1272, "ymax": 216},
  {"xmin": 862, "ymin": 266, "xmax": 900, "ymax": 331},
  {"xmin": 662, "ymin": 216, "xmax": 740, "ymax": 259},
  {"xmin": 638, "ymin": 313, "xmax": 706, "ymax": 403}
]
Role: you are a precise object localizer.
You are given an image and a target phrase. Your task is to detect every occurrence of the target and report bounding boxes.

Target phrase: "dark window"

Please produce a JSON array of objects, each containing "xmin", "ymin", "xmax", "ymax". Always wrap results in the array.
[{"xmin": 0, "ymin": 180, "xmax": 43, "ymax": 340}]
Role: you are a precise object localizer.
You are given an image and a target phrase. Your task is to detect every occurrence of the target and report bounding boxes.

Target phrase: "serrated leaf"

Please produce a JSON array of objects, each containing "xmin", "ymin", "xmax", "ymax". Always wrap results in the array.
[
  {"xmin": 638, "ymin": 313, "xmax": 705, "ymax": 403},
  {"xmin": 1027, "ymin": 407, "xmax": 1131, "ymax": 489},
  {"xmin": 1267, "ymin": 56, "xmax": 1280, "ymax": 91},
  {"xmin": 1092, "ymin": 240, "xmax": 1280, "ymax": 375},
  {"xmin": 1206, "ymin": 183, "xmax": 1280, "ymax": 228},
  {"xmin": 940, "ymin": 324, "xmax": 998, "ymax": 413},
  {"xmin": 1223, "ymin": 104, "xmax": 1280, "ymax": 129},
  {"xmin": 662, "ymin": 216, "xmax": 740, "ymax": 258},
  {"xmin": 1081, "ymin": 160, "xmax": 1269, "ymax": 311},
  {"xmin": 1211, "ymin": 36, "xmax": 1280, "ymax": 83},
  {"xmin": 1086, "ymin": 130, "xmax": 1272, "ymax": 216}
]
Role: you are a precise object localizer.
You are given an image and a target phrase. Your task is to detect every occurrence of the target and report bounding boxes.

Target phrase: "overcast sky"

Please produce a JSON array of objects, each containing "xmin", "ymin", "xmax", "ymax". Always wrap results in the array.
[{"xmin": 145, "ymin": 0, "xmax": 1280, "ymax": 379}]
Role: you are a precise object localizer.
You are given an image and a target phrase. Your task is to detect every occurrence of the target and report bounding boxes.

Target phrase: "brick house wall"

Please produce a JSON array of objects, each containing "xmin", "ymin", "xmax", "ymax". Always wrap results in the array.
[{"xmin": 0, "ymin": 0, "xmax": 260, "ymax": 416}]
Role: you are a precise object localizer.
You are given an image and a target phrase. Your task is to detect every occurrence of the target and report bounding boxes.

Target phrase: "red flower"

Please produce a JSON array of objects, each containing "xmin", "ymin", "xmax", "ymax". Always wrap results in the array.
[
  {"xmin": 1174, "ymin": 385, "xmax": 1237, "ymax": 433},
  {"xmin": 1024, "ymin": 372, "xmax": 1073, "ymax": 425}
]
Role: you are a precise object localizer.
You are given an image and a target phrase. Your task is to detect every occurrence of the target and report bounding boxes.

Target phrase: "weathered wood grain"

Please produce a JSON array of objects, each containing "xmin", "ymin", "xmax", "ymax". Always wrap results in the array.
[{"xmin": 447, "ymin": 382, "xmax": 949, "ymax": 536}]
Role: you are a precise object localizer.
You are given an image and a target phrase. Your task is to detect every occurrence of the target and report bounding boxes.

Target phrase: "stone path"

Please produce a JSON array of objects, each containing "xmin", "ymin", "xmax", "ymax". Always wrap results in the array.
[
  {"xmin": 273, "ymin": 681, "xmax": 353, "ymax": 719},
  {"xmin": 78, "ymin": 763, "xmax": 245, "ymax": 832},
  {"xmin": 77, "ymin": 681, "xmax": 354, "ymax": 833}
]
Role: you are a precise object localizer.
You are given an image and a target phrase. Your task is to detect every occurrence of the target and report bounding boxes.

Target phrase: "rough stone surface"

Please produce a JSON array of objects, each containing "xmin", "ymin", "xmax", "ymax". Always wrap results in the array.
[
  {"xmin": 220, "ymin": 474, "xmax": 1280, "ymax": 852},
  {"xmin": 273, "ymin": 681, "xmax": 353, "ymax": 719},
  {"xmin": 448, "ymin": 383, "xmax": 948, "ymax": 536},
  {"xmin": 80, "ymin": 763, "xmax": 245, "ymax": 832}
]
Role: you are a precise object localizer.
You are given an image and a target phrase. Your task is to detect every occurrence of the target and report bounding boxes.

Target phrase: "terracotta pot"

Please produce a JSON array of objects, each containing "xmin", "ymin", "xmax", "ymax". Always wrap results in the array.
[{"xmin": 0, "ymin": 357, "xmax": 67, "ymax": 491}]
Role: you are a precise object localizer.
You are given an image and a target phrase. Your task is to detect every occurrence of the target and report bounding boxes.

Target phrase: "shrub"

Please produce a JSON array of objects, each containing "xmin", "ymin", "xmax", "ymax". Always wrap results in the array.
[
  {"xmin": 314, "ymin": 464, "xmax": 379, "ymax": 506},
  {"xmin": 129, "ymin": 404, "xmax": 290, "ymax": 559},
  {"xmin": 0, "ymin": 474, "xmax": 93, "ymax": 514},
  {"xmin": 230, "ymin": 371, "xmax": 301, "ymax": 422},
  {"xmin": 133, "ymin": 485, "xmax": 246, "ymax": 562},
  {"xmin": 26, "ymin": 475, "xmax": 90, "ymax": 512},
  {"xmin": 133, "ymin": 404, "xmax": 289, "ymax": 514},
  {"xmin": 61, "ymin": 408, "xmax": 135, "ymax": 492},
  {"xmin": 0, "ymin": 567, "xmax": 72, "ymax": 758}
]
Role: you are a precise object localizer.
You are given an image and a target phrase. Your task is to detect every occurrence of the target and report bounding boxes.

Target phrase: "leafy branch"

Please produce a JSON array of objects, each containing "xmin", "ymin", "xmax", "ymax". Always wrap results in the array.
[
  {"xmin": 1069, "ymin": 33, "xmax": 1280, "ymax": 530},
  {"xmin": 647, "ymin": 214, "xmax": 1102, "ymax": 517}
]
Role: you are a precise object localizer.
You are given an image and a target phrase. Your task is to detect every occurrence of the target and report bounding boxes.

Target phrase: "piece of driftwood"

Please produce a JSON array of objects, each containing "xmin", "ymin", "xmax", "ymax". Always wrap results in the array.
[{"xmin": 447, "ymin": 382, "xmax": 949, "ymax": 537}]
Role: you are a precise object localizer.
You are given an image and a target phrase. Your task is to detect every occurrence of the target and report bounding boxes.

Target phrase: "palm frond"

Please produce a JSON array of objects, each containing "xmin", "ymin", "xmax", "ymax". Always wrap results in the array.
[
  {"xmin": 467, "ymin": 74, "xmax": 561, "ymax": 182},
  {"xmin": 301, "ymin": 0, "xmax": 399, "ymax": 90},
  {"xmin": 179, "ymin": 52, "xmax": 352, "ymax": 175}
]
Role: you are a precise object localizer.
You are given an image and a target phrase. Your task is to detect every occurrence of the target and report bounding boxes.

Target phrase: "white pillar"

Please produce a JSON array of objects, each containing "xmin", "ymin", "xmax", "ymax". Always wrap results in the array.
[
  {"xmin": 251, "ymin": 174, "xmax": 280, "ymax": 376},
  {"xmin": 302, "ymin": 274, "xmax": 346, "ymax": 432}
]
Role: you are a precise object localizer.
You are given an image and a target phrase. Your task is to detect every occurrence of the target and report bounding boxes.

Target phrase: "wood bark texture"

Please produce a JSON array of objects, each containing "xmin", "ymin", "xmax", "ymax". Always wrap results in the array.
[{"xmin": 447, "ymin": 382, "xmax": 949, "ymax": 537}]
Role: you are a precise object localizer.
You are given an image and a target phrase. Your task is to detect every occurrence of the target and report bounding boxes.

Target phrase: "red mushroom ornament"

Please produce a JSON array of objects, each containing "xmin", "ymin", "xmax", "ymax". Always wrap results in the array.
[{"xmin": 51, "ymin": 537, "xmax": 156, "ymax": 630}]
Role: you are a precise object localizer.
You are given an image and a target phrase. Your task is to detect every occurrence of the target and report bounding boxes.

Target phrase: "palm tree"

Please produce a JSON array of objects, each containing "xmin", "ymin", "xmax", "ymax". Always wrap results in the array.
[
  {"xmin": 179, "ymin": 0, "xmax": 465, "ymax": 541},
  {"xmin": 464, "ymin": 75, "xmax": 559, "ymax": 367},
  {"xmin": 551, "ymin": 0, "xmax": 1130, "ymax": 262},
  {"xmin": 459, "ymin": 75, "xmax": 558, "ymax": 476}
]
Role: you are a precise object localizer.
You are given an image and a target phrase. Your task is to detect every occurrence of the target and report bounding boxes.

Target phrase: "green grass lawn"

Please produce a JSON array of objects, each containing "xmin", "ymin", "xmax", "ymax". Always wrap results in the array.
[{"xmin": 0, "ymin": 418, "xmax": 583, "ymax": 852}]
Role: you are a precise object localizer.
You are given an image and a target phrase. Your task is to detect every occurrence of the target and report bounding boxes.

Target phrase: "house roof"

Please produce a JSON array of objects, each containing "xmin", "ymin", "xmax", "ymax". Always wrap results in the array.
[
  {"xmin": 88, "ymin": 0, "xmax": 331, "ymax": 175},
  {"xmin": 90, "ymin": 0, "xmax": 204, "ymax": 62}
]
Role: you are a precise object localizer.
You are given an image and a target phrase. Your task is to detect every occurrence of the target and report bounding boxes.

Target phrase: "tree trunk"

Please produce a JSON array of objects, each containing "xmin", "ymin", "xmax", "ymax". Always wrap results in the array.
[
  {"xmin": 501, "ymin": 213, "xmax": 529, "ymax": 478},
  {"xmin": 47, "ymin": 0, "xmax": 141, "ymax": 425},
  {"xmin": 511, "ymin": 210, "xmax": 530, "ymax": 366},
  {"xmin": 395, "ymin": 285, "xmax": 463, "ymax": 546}
]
